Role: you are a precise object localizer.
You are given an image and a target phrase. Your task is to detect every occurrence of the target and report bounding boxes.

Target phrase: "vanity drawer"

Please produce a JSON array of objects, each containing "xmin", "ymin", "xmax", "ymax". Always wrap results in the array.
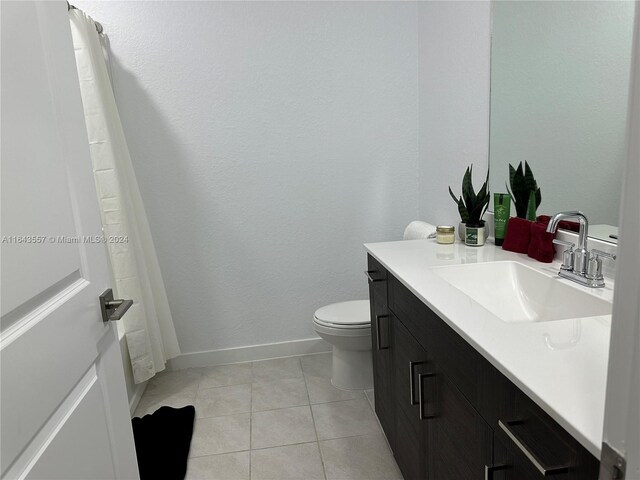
[
  {"xmin": 487, "ymin": 364, "xmax": 599, "ymax": 480},
  {"xmin": 494, "ymin": 414, "xmax": 575, "ymax": 479},
  {"xmin": 388, "ymin": 274, "xmax": 428, "ymax": 337}
]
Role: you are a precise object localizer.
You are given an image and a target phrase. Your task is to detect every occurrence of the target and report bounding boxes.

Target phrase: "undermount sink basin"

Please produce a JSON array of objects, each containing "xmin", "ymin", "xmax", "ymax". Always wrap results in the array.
[{"xmin": 430, "ymin": 261, "xmax": 612, "ymax": 323}]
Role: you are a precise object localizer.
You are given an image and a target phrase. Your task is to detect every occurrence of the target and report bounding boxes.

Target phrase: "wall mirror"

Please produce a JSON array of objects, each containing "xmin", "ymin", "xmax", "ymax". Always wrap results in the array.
[{"xmin": 488, "ymin": 1, "xmax": 636, "ymax": 243}]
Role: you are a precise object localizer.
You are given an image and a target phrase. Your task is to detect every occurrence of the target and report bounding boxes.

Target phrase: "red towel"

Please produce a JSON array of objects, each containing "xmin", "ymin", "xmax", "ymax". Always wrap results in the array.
[
  {"xmin": 536, "ymin": 215, "xmax": 580, "ymax": 233},
  {"xmin": 502, "ymin": 217, "xmax": 532, "ymax": 254},
  {"xmin": 528, "ymin": 221, "xmax": 556, "ymax": 263}
]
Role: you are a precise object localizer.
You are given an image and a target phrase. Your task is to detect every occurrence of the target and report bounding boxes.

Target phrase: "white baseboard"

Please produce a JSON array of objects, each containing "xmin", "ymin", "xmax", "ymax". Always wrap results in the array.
[
  {"xmin": 129, "ymin": 380, "xmax": 147, "ymax": 417},
  {"xmin": 167, "ymin": 337, "xmax": 331, "ymax": 370}
]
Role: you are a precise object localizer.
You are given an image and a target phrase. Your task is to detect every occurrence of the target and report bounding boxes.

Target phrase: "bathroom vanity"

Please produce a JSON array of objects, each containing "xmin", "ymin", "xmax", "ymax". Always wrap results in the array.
[{"xmin": 365, "ymin": 240, "xmax": 614, "ymax": 480}]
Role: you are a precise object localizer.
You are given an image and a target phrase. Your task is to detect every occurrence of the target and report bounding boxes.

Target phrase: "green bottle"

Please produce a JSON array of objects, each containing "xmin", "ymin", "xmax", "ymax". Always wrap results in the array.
[
  {"xmin": 493, "ymin": 193, "xmax": 511, "ymax": 246},
  {"xmin": 526, "ymin": 190, "xmax": 537, "ymax": 221}
]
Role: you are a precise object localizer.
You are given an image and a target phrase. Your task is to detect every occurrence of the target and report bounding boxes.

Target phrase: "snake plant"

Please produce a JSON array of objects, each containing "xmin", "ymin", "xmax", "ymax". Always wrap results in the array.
[
  {"xmin": 506, "ymin": 161, "xmax": 541, "ymax": 220},
  {"xmin": 448, "ymin": 165, "xmax": 490, "ymax": 226}
]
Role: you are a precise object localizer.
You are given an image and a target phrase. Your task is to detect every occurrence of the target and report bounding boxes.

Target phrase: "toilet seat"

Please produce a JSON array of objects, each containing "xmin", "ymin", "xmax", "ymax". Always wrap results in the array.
[
  {"xmin": 313, "ymin": 300, "xmax": 370, "ymax": 329},
  {"xmin": 312, "ymin": 300, "xmax": 373, "ymax": 389}
]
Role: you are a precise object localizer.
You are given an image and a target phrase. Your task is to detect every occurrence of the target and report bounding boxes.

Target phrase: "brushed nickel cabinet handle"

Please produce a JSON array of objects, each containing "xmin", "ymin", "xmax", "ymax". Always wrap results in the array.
[
  {"xmin": 418, "ymin": 372, "xmax": 435, "ymax": 420},
  {"xmin": 365, "ymin": 270, "xmax": 384, "ymax": 283},
  {"xmin": 409, "ymin": 361, "xmax": 425, "ymax": 405},
  {"xmin": 498, "ymin": 420, "xmax": 570, "ymax": 476},
  {"xmin": 375, "ymin": 315, "xmax": 389, "ymax": 350},
  {"xmin": 484, "ymin": 464, "xmax": 509, "ymax": 480}
]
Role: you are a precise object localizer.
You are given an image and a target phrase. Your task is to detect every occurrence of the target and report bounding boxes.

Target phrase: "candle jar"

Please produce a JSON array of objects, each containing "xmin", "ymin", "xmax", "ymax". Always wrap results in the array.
[{"xmin": 436, "ymin": 225, "xmax": 455, "ymax": 244}]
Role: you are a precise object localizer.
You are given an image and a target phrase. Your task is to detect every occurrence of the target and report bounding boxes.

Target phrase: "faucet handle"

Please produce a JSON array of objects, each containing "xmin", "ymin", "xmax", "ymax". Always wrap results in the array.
[
  {"xmin": 586, "ymin": 249, "xmax": 616, "ymax": 281},
  {"xmin": 552, "ymin": 239, "xmax": 574, "ymax": 248},
  {"xmin": 590, "ymin": 249, "xmax": 616, "ymax": 260},
  {"xmin": 552, "ymin": 239, "xmax": 575, "ymax": 271}
]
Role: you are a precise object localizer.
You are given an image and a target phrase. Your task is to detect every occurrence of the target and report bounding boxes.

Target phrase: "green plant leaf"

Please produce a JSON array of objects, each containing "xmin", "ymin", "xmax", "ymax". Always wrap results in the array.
[
  {"xmin": 523, "ymin": 161, "xmax": 539, "ymax": 194},
  {"xmin": 448, "ymin": 186, "xmax": 460, "ymax": 204},
  {"xmin": 505, "ymin": 182, "xmax": 516, "ymax": 203},
  {"xmin": 509, "ymin": 162, "xmax": 524, "ymax": 190},
  {"xmin": 449, "ymin": 186, "xmax": 469, "ymax": 223},
  {"xmin": 462, "ymin": 166, "xmax": 477, "ymax": 209},
  {"xmin": 457, "ymin": 197, "xmax": 470, "ymax": 223},
  {"xmin": 475, "ymin": 167, "xmax": 490, "ymax": 205}
]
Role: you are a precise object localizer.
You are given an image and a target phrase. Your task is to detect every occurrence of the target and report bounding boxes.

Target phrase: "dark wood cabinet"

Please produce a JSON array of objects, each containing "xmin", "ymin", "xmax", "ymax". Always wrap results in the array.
[
  {"xmin": 367, "ymin": 254, "xmax": 599, "ymax": 480},
  {"xmin": 392, "ymin": 318, "xmax": 429, "ymax": 480},
  {"xmin": 367, "ymin": 255, "xmax": 394, "ymax": 449},
  {"xmin": 428, "ymin": 372, "xmax": 493, "ymax": 480}
]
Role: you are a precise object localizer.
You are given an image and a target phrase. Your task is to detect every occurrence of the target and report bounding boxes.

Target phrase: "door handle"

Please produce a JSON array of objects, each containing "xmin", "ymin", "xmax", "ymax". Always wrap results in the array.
[
  {"xmin": 409, "ymin": 361, "xmax": 425, "ymax": 405},
  {"xmin": 375, "ymin": 315, "xmax": 389, "ymax": 350},
  {"xmin": 99, "ymin": 289, "xmax": 133, "ymax": 322},
  {"xmin": 418, "ymin": 372, "xmax": 435, "ymax": 420}
]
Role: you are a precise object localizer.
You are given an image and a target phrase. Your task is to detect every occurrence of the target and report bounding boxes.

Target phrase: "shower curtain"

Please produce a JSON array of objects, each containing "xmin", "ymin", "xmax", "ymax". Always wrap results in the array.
[{"xmin": 69, "ymin": 9, "xmax": 180, "ymax": 383}]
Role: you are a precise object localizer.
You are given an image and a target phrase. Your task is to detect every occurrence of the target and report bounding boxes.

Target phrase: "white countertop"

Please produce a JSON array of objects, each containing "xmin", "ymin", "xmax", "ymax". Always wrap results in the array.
[{"xmin": 364, "ymin": 238, "xmax": 613, "ymax": 458}]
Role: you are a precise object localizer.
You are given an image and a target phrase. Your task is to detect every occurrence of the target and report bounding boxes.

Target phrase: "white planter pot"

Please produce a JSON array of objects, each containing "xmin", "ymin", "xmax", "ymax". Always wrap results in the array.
[{"xmin": 464, "ymin": 223, "xmax": 486, "ymax": 247}]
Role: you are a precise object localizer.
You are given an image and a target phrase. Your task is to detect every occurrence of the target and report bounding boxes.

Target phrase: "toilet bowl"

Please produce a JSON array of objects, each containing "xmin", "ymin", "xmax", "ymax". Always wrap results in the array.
[{"xmin": 312, "ymin": 300, "xmax": 373, "ymax": 390}]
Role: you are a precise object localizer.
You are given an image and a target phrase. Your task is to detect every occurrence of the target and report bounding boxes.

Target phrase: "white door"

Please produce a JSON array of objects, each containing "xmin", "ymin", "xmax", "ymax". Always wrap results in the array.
[
  {"xmin": 1, "ymin": 2, "xmax": 139, "ymax": 479},
  {"xmin": 599, "ymin": 4, "xmax": 640, "ymax": 480}
]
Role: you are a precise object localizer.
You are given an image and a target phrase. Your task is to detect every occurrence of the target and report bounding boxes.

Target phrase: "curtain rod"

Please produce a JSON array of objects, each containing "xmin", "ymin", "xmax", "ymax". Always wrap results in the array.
[{"xmin": 67, "ymin": 2, "xmax": 104, "ymax": 34}]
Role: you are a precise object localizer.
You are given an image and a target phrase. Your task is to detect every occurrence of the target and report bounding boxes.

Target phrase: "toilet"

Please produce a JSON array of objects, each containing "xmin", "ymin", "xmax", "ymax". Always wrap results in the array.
[
  {"xmin": 313, "ymin": 300, "xmax": 373, "ymax": 390},
  {"xmin": 312, "ymin": 222, "xmax": 435, "ymax": 391}
]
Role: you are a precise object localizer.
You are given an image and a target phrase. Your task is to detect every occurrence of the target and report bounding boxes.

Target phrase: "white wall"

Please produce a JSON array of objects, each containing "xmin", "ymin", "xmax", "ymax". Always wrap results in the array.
[
  {"xmin": 76, "ymin": 1, "xmax": 421, "ymax": 356},
  {"xmin": 417, "ymin": 1, "xmax": 492, "ymax": 225}
]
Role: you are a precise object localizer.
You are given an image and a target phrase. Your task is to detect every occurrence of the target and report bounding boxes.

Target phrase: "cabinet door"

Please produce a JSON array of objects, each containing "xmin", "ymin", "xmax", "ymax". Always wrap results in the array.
[
  {"xmin": 428, "ymin": 372, "xmax": 493, "ymax": 480},
  {"xmin": 393, "ymin": 319, "xmax": 430, "ymax": 480},
  {"xmin": 367, "ymin": 256, "xmax": 394, "ymax": 447}
]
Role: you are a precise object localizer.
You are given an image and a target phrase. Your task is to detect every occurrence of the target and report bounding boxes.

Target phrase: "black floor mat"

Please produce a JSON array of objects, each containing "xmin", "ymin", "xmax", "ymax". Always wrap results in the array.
[{"xmin": 132, "ymin": 405, "xmax": 195, "ymax": 480}]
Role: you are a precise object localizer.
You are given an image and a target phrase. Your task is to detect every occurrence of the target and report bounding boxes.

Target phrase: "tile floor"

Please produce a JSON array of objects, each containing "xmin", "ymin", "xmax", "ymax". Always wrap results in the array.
[{"xmin": 134, "ymin": 353, "xmax": 401, "ymax": 480}]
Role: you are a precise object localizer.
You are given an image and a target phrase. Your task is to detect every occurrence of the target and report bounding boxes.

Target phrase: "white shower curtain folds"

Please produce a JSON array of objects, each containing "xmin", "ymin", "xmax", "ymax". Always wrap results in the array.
[{"xmin": 69, "ymin": 9, "xmax": 180, "ymax": 383}]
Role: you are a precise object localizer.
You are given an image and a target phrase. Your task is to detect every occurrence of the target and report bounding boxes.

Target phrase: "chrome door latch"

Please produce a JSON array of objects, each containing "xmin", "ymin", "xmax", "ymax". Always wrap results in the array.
[
  {"xmin": 99, "ymin": 289, "xmax": 133, "ymax": 322},
  {"xmin": 599, "ymin": 442, "xmax": 626, "ymax": 480}
]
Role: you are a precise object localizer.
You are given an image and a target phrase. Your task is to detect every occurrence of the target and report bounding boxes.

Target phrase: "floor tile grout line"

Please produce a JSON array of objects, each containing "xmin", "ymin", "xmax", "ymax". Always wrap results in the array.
[
  {"xmin": 189, "ymin": 447, "xmax": 250, "ymax": 460},
  {"xmin": 251, "ymin": 440, "xmax": 322, "ymax": 454},
  {"xmin": 302, "ymin": 359, "xmax": 328, "ymax": 480},
  {"xmin": 138, "ymin": 383, "xmax": 362, "ymax": 419},
  {"xmin": 194, "ymin": 410, "xmax": 252, "ymax": 421},
  {"xmin": 317, "ymin": 430, "xmax": 386, "ymax": 443},
  {"xmin": 197, "ymin": 382, "xmax": 253, "ymax": 394},
  {"xmin": 189, "ymin": 431, "xmax": 391, "ymax": 460},
  {"xmin": 176, "ymin": 351, "xmax": 332, "ymax": 374}
]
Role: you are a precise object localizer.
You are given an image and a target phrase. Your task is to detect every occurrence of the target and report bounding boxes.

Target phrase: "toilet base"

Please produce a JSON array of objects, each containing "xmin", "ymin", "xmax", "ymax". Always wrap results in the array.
[{"xmin": 331, "ymin": 346, "xmax": 373, "ymax": 390}]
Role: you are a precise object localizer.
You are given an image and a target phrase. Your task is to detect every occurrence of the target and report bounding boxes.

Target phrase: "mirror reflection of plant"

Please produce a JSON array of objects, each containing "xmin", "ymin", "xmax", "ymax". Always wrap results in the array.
[
  {"xmin": 506, "ymin": 161, "xmax": 541, "ymax": 220},
  {"xmin": 448, "ymin": 165, "xmax": 490, "ymax": 226}
]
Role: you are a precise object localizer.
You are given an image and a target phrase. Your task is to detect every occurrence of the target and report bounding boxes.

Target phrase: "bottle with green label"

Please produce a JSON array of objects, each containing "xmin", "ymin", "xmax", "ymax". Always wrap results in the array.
[{"xmin": 494, "ymin": 193, "xmax": 511, "ymax": 246}]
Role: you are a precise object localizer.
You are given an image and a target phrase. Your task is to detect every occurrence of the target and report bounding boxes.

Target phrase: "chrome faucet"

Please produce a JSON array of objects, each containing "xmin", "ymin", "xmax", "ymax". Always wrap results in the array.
[{"xmin": 546, "ymin": 211, "xmax": 615, "ymax": 288}]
